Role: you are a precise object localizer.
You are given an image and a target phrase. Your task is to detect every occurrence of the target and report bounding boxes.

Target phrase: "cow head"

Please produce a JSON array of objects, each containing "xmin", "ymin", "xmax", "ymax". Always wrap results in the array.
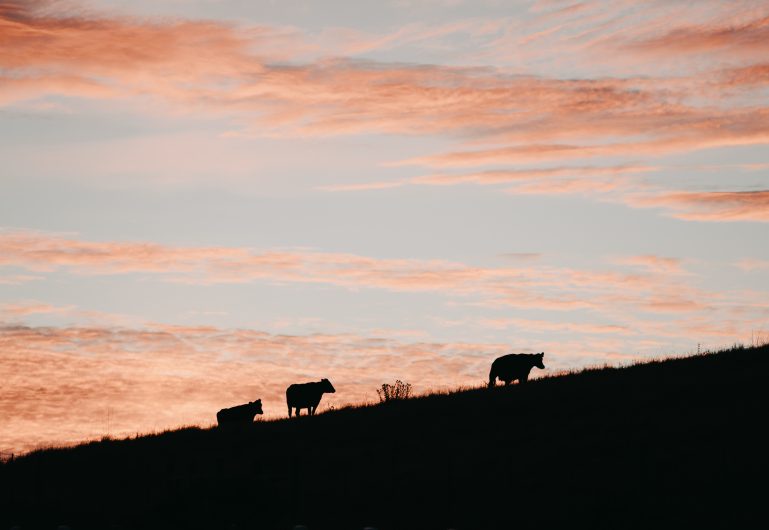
[
  {"xmin": 534, "ymin": 352, "xmax": 545, "ymax": 369},
  {"xmin": 250, "ymin": 400, "xmax": 264, "ymax": 415},
  {"xmin": 321, "ymin": 378, "xmax": 336, "ymax": 393}
]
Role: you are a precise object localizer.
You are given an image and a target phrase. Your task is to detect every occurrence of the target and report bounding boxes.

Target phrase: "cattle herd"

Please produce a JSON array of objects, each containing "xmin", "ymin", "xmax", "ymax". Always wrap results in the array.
[{"xmin": 216, "ymin": 353, "xmax": 546, "ymax": 426}]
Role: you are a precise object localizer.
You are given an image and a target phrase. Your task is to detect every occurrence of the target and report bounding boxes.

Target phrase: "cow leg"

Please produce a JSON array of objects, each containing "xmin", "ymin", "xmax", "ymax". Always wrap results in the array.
[
  {"xmin": 504, "ymin": 379, "xmax": 511, "ymax": 386},
  {"xmin": 519, "ymin": 375, "xmax": 528, "ymax": 384},
  {"xmin": 288, "ymin": 405, "xmax": 292, "ymax": 417}
]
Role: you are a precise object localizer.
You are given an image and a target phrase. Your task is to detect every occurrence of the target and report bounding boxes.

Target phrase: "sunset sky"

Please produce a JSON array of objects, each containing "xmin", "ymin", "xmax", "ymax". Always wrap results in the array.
[{"xmin": 2, "ymin": 0, "xmax": 768, "ymax": 454}]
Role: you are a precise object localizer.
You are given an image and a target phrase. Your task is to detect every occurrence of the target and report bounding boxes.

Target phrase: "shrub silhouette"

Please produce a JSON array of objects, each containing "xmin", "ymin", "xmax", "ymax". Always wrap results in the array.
[{"xmin": 376, "ymin": 380, "xmax": 412, "ymax": 402}]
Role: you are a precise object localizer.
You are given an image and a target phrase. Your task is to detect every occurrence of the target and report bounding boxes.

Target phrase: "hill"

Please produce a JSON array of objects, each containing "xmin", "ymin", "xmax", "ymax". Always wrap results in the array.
[{"xmin": 1, "ymin": 344, "xmax": 767, "ymax": 530}]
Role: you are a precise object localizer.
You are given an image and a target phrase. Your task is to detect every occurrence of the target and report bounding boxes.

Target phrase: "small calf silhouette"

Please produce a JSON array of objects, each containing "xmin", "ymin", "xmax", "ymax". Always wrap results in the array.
[
  {"xmin": 286, "ymin": 378, "xmax": 335, "ymax": 417},
  {"xmin": 489, "ymin": 352, "xmax": 545, "ymax": 387},
  {"xmin": 216, "ymin": 400, "xmax": 263, "ymax": 426}
]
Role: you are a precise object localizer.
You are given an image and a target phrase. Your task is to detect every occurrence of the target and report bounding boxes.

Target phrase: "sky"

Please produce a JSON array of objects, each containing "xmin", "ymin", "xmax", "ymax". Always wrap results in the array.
[{"xmin": 1, "ymin": 0, "xmax": 768, "ymax": 454}]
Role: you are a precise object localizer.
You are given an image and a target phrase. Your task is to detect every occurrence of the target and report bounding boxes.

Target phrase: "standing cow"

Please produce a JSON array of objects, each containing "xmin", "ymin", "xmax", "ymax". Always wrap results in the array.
[
  {"xmin": 488, "ymin": 353, "xmax": 545, "ymax": 387},
  {"xmin": 216, "ymin": 400, "xmax": 263, "ymax": 426},
  {"xmin": 286, "ymin": 378, "xmax": 336, "ymax": 417}
]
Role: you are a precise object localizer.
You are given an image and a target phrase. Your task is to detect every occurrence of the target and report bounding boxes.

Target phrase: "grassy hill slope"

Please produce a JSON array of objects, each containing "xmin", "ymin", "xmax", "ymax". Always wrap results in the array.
[{"xmin": 2, "ymin": 344, "xmax": 767, "ymax": 530}]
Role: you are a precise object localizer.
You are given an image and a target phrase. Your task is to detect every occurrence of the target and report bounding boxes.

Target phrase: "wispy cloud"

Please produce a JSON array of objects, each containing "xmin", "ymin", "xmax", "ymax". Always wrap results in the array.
[
  {"xmin": 0, "ymin": 301, "xmax": 76, "ymax": 318},
  {"xmin": 317, "ymin": 180, "xmax": 409, "ymax": 192},
  {"xmin": 0, "ymin": 274, "xmax": 43, "ymax": 285},
  {"xmin": 613, "ymin": 255, "xmax": 685, "ymax": 274},
  {"xmin": 4, "ymin": 1, "xmax": 766, "ymax": 146},
  {"xmin": 399, "ymin": 105, "xmax": 769, "ymax": 168},
  {"xmin": 478, "ymin": 317, "xmax": 634, "ymax": 336},
  {"xmin": 409, "ymin": 165, "xmax": 656, "ymax": 186},
  {"xmin": 621, "ymin": 12, "xmax": 769, "ymax": 58},
  {"xmin": 630, "ymin": 190, "xmax": 769, "ymax": 222},
  {"xmin": 498, "ymin": 253, "xmax": 542, "ymax": 262},
  {"xmin": 320, "ymin": 165, "xmax": 653, "ymax": 194},
  {"xmin": 735, "ymin": 258, "xmax": 769, "ymax": 272},
  {"xmin": 0, "ymin": 229, "xmax": 718, "ymax": 316},
  {"xmin": 4, "ymin": 0, "xmax": 769, "ymax": 216}
]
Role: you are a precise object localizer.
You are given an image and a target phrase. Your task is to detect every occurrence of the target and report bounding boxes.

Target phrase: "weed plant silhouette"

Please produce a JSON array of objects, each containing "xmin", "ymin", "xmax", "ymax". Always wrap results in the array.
[{"xmin": 376, "ymin": 380, "xmax": 412, "ymax": 402}]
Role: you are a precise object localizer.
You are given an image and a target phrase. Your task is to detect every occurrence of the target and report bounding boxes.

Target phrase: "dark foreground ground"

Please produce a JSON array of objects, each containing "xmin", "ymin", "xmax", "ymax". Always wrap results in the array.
[{"xmin": 2, "ymin": 344, "xmax": 768, "ymax": 530}]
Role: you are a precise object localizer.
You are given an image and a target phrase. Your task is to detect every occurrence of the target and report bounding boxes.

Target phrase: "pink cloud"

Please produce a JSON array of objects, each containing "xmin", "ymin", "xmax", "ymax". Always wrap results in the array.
[
  {"xmin": 478, "ymin": 317, "xmax": 634, "ymax": 335},
  {"xmin": 317, "ymin": 180, "xmax": 409, "ymax": 192},
  {"xmin": 622, "ymin": 13, "xmax": 769, "ymax": 58},
  {"xmin": 504, "ymin": 175, "xmax": 631, "ymax": 196},
  {"xmin": 0, "ymin": 3, "xmax": 723, "ymax": 141},
  {"xmin": 0, "ymin": 320, "xmax": 515, "ymax": 453},
  {"xmin": 0, "ymin": 273, "xmax": 43, "ymax": 285},
  {"xmin": 410, "ymin": 165, "xmax": 655, "ymax": 185},
  {"xmin": 0, "ymin": 301, "xmax": 76, "ymax": 317},
  {"xmin": 321, "ymin": 166, "xmax": 653, "ymax": 194},
  {"xmin": 614, "ymin": 255, "xmax": 685, "ymax": 274},
  {"xmin": 498, "ymin": 253, "xmax": 542, "ymax": 262},
  {"xmin": 631, "ymin": 190, "xmax": 769, "ymax": 222},
  {"xmin": 400, "ymin": 105, "xmax": 769, "ymax": 168},
  {"xmin": 735, "ymin": 258, "xmax": 769, "ymax": 272},
  {"xmin": 0, "ymin": 229, "xmax": 722, "ymax": 319},
  {"xmin": 720, "ymin": 63, "xmax": 769, "ymax": 88},
  {"xmin": 3, "ymin": 0, "xmax": 769, "ymax": 205}
]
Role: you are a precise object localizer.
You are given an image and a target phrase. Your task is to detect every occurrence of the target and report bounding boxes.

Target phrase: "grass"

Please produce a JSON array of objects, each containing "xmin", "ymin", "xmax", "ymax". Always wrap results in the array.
[{"xmin": 1, "ymin": 343, "xmax": 767, "ymax": 530}]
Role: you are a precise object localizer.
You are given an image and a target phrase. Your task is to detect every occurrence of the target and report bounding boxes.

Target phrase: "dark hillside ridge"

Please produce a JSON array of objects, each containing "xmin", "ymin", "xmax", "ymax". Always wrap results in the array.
[{"xmin": 2, "ymin": 345, "xmax": 768, "ymax": 530}]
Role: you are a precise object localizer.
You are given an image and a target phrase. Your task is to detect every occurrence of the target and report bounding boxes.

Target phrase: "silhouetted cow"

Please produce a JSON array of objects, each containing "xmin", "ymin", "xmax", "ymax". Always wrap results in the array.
[
  {"xmin": 488, "ymin": 352, "xmax": 545, "ymax": 387},
  {"xmin": 286, "ymin": 378, "xmax": 336, "ymax": 417},
  {"xmin": 216, "ymin": 400, "xmax": 263, "ymax": 426}
]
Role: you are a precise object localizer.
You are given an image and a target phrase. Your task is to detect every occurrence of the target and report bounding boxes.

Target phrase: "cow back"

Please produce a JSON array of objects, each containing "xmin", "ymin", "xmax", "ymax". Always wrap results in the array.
[
  {"xmin": 216, "ymin": 401, "xmax": 262, "ymax": 425},
  {"xmin": 286, "ymin": 381, "xmax": 323, "ymax": 407},
  {"xmin": 493, "ymin": 354, "xmax": 537, "ymax": 376}
]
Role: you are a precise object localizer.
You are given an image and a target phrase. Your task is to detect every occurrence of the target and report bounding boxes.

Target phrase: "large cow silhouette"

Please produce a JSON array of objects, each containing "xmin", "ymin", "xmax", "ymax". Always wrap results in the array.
[
  {"xmin": 216, "ymin": 400, "xmax": 263, "ymax": 426},
  {"xmin": 286, "ymin": 378, "xmax": 336, "ymax": 417},
  {"xmin": 488, "ymin": 353, "xmax": 545, "ymax": 387}
]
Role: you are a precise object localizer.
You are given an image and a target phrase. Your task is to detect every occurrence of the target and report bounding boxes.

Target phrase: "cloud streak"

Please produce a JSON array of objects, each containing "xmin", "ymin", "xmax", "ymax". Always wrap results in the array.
[
  {"xmin": 4, "ymin": 1, "xmax": 767, "ymax": 147},
  {"xmin": 631, "ymin": 190, "xmax": 769, "ymax": 222},
  {"xmin": 622, "ymin": 13, "xmax": 769, "ymax": 58},
  {"xmin": 0, "ymin": 229, "xmax": 718, "ymax": 315},
  {"xmin": 3, "ymin": 0, "xmax": 769, "ymax": 219}
]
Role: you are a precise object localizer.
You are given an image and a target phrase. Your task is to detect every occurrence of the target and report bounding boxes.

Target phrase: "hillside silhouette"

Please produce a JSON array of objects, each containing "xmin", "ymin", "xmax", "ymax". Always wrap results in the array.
[{"xmin": 1, "ymin": 344, "xmax": 767, "ymax": 530}]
